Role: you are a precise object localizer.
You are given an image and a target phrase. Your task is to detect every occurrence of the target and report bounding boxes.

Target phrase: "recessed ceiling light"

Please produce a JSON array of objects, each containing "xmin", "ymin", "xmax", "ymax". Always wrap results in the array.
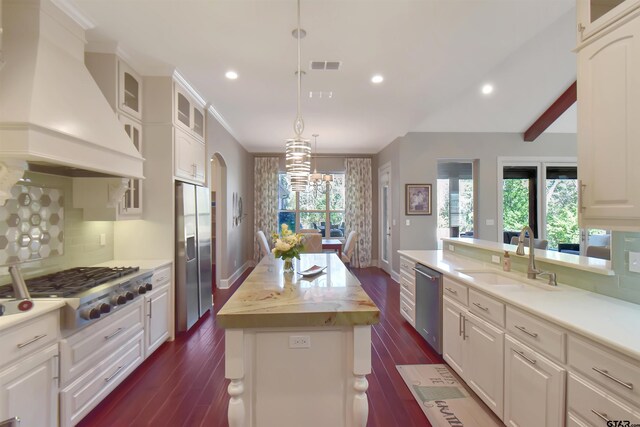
[
  {"xmin": 371, "ymin": 74, "xmax": 384, "ymax": 84},
  {"xmin": 225, "ymin": 71, "xmax": 238, "ymax": 80},
  {"xmin": 481, "ymin": 83, "xmax": 494, "ymax": 95}
]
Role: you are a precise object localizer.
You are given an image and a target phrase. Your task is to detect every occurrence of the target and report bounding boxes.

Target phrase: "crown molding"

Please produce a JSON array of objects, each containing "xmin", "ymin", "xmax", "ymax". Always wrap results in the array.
[
  {"xmin": 51, "ymin": 0, "xmax": 95, "ymax": 30},
  {"xmin": 207, "ymin": 103, "xmax": 239, "ymax": 143},
  {"xmin": 172, "ymin": 70, "xmax": 207, "ymax": 108}
]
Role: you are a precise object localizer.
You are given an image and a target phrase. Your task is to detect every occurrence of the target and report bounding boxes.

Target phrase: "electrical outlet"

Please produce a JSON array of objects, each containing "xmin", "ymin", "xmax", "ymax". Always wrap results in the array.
[
  {"xmin": 99, "ymin": 234, "xmax": 106, "ymax": 246},
  {"xmin": 486, "ymin": 219, "xmax": 495, "ymax": 226},
  {"xmin": 392, "ymin": 219, "xmax": 396, "ymax": 226},
  {"xmin": 491, "ymin": 255, "xmax": 501, "ymax": 264},
  {"xmin": 405, "ymin": 219, "xmax": 411, "ymax": 226},
  {"xmin": 448, "ymin": 245, "xmax": 455, "ymax": 252},
  {"xmin": 289, "ymin": 335, "xmax": 311, "ymax": 349},
  {"xmin": 630, "ymin": 251, "xmax": 640, "ymax": 273}
]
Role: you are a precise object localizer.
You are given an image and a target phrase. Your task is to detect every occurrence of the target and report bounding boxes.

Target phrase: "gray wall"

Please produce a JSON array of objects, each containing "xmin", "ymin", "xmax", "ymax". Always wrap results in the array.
[
  {"xmin": 375, "ymin": 132, "xmax": 577, "ymax": 274},
  {"xmin": 207, "ymin": 116, "xmax": 254, "ymax": 284}
]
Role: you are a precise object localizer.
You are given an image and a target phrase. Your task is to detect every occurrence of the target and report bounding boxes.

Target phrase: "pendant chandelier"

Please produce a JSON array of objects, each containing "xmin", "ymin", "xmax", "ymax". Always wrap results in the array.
[
  {"xmin": 285, "ymin": 0, "xmax": 311, "ymax": 192},
  {"xmin": 309, "ymin": 134, "xmax": 333, "ymax": 195}
]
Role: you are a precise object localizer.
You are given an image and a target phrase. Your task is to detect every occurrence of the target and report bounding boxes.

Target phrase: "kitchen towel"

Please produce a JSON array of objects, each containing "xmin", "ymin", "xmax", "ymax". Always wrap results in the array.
[{"xmin": 396, "ymin": 364, "xmax": 502, "ymax": 427}]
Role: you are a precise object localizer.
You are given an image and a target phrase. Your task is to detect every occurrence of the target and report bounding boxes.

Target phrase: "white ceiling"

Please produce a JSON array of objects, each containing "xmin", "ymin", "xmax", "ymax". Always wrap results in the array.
[{"xmin": 67, "ymin": 0, "xmax": 577, "ymax": 153}]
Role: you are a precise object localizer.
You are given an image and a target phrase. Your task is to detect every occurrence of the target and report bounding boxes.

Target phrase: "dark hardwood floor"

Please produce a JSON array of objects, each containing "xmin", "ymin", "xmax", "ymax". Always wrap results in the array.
[{"xmin": 78, "ymin": 267, "xmax": 441, "ymax": 427}]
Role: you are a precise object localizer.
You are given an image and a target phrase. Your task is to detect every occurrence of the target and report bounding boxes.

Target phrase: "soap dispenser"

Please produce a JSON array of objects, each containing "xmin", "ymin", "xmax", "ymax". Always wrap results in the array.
[{"xmin": 503, "ymin": 251, "xmax": 511, "ymax": 272}]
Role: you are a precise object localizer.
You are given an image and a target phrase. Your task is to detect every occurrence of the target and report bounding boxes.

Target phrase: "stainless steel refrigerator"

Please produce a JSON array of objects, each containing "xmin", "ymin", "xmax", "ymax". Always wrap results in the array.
[{"xmin": 175, "ymin": 182, "xmax": 213, "ymax": 332}]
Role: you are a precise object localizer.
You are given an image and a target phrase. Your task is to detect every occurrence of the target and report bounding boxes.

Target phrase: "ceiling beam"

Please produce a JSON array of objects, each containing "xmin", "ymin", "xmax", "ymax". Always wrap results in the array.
[{"xmin": 523, "ymin": 80, "xmax": 577, "ymax": 142}]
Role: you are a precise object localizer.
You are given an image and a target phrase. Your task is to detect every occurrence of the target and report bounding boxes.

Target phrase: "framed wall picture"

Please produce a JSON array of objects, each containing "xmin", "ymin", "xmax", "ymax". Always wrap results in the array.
[{"xmin": 406, "ymin": 184, "xmax": 432, "ymax": 215}]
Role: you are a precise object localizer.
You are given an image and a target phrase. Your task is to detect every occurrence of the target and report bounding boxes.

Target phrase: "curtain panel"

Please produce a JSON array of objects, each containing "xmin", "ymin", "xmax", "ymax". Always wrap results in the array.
[
  {"xmin": 345, "ymin": 158, "xmax": 372, "ymax": 268},
  {"xmin": 253, "ymin": 157, "xmax": 279, "ymax": 262}
]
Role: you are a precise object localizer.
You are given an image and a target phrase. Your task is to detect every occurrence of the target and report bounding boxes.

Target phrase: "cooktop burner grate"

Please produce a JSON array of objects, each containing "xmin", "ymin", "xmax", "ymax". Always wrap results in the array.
[{"xmin": 0, "ymin": 266, "xmax": 140, "ymax": 298}]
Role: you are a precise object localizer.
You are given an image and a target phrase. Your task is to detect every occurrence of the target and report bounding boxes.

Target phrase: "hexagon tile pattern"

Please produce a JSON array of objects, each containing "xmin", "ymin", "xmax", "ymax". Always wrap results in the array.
[{"xmin": 0, "ymin": 185, "xmax": 64, "ymax": 264}]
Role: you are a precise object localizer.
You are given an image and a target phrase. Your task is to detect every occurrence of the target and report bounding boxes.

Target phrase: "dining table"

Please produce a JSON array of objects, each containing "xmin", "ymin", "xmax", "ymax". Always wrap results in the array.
[{"xmin": 322, "ymin": 238, "xmax": 343, "ymax": 259}]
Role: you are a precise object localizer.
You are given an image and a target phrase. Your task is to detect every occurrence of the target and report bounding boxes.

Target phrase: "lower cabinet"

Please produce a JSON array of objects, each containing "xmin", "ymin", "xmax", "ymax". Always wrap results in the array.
[
  {"xmin": 504, "ymin": 335, "xmax": 566, "ymax": 427},
  {"xmin": 145, "ymin": 283, "xmax": 170, "ymax": 357},
  {"xmin": 0, "ymin": 343, "xmax": 59, "ymax": 427},
  {"xmin": 443, "ymin": 297, "xmax": 504, "ymax": 419}
]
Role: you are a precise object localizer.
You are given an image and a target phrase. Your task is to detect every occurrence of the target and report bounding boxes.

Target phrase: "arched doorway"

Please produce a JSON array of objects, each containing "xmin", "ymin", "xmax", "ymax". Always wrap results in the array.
[{"xmin": 210, "ymin": 153, "xmax": 227, "ymax": 290}]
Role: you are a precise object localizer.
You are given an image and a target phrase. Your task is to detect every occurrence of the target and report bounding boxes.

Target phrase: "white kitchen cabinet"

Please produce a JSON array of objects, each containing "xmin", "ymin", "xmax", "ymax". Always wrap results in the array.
[
  {"xmin": 577, "ymin": 0, "xmax": 640, "ymax": 42},
  {"xmin": 145, "ymin": 283, "xmax": 170, "ymax": 357},
  {"xmin": 577, "ymin": 9, "xmax": 640, "ymax": 230},
  {"xmin": 464, "ymin": 311, "xmax": 504, "ymax": 420},
  {"xmin": 443, "ymin": 297, "xmax": 466, "ymax": 377},
  {"xmin": 174, "ymin": 83, "xmax": 206, "ymax": 141},
  {"xmin": 399, "ymin": 256, "xmax": 416, "ymax": 326},
  {"xmin": 0, "ymin": 343, "xmax": 58, "ymax": 427},
  {"xmin": 119, "ymin": 114, "xmax": 143, "ymax": 217},
  {"xmin": 175, "ymin": 126, "xmax": 206, "ymax": 184},
  {"xmin": 504, "ymin": 335, "xmax": 566, "ymax": 427},
  {"xmin": 118, "ymin": 59, "xmax": 143, "ymax": 120}
]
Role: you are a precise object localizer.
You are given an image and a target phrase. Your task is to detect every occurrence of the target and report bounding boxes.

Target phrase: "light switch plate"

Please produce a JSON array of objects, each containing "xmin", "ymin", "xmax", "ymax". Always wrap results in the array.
[
  {"xmin": 630, "ymin": 251, "xmax": 640, "ymax": 273},
  {"xmin": 448, "ymin": 245, "xmax": 455, "ymax": 252},
  {"xmin": 405, "ymin": 219, "xmax": 410, "ymax": 226},
  {"xmin": 392, "ymin": 219, "xmax": 396, "ymax": 226},
  {"xmin": 491, "ymin": 255, "xmax": 501, "ymax": 264},
  {"xmin": 486, "ymin": 219, "xmax": 495, "ymax": 226}
]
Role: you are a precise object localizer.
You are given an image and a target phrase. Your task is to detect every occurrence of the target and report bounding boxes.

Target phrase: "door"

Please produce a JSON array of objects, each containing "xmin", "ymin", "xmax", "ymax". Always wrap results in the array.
[
  {"xmin": 465, "ymin": 312, "xmax": 504, "ymax": 419},
  {"xmin": 378, "ymin": 164, "xmax": 391, "ymax": 274},
  {"xmin": 0, "ymin": 344, "xmax": 58, "ymax": 427},
  {"xmin": 504, "ymin": 336, "xmax": 566, "ymax": 427},
  {"xmin": 175, "ymin": 182, "xmax": 199, "ymax": 331},
  {"xmin": 196, "ymin": 185, "xmax": 213, "ymax": 315},
  {"xmin": 442, "ymin": 298, "xmax": 465, "ymax": 377}
]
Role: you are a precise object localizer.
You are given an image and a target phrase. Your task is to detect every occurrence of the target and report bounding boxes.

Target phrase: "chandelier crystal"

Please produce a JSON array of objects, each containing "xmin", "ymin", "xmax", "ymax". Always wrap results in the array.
[
  {"xmin": 285, "ymin": 0, "xmax": 310, "ymax": 192},
  {"xmin": 309, "ymin": 134, "xmax": 333, "ymax": 195}
]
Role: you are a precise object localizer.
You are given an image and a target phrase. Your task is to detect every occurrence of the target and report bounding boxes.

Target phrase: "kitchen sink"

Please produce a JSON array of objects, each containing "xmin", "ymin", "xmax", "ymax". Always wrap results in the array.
[{"xmin": 455, "ymin": 269, "xmax": 558, "ymax": 290}]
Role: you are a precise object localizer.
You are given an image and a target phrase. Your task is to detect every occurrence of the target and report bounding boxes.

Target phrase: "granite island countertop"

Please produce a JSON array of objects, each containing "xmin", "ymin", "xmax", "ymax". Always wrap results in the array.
[
  {"xmin": 398, "ymin": 249, "xmax": 640, "ymax": 361},
  {"xmin": 217, "ymin": 253, "xmax": 380, "ymax": 329}
]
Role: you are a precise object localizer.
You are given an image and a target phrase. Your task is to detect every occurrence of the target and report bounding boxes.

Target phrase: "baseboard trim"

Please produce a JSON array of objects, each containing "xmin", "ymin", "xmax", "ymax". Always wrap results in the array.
[
  {"xmin": 391, "ymin": 270, "xmax": 400, "ymax": 283},
  {"xmin": 219, "ymin": 260, "xmax": 253, "ymax": 289}
]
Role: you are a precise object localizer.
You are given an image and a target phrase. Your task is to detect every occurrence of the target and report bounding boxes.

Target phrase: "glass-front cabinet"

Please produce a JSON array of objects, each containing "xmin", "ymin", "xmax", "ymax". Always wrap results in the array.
[
  {"xmin": 174, "ymin": 84, "xmax": 206, "ymax": 141},
  {"xmin": 119, "ymin": 115, "xmax": 143, "ymax": 216},
  {"xmin": 577, "ymin": 0, "xmax": 638, "ymax": 41},
  {"xmin": 118, "ymin": 60, "xmax": 143, "ymax": 120}
]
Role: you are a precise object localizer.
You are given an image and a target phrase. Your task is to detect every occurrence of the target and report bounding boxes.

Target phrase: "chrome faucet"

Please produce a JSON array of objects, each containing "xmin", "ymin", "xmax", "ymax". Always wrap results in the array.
[
  {"xmin": 515, "ymin": 226, "xmax": 557, "ymax": 286},
  {"xmin": 0, "ymin": 264, "xmax": 34, "ymax": 316}
]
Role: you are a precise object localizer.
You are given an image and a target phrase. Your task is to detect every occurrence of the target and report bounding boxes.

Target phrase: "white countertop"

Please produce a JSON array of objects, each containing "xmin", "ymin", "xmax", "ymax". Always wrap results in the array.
[
  {"xmin": 443, "ymin": 237, "xmax": 614, "ymax": 276},
  {"xmin": 398, "ymin": 250, "xmax": 640, "ymax": 361},
  {"xmin": 92, "ymin": 259, "xmax": 172, "ymax": 271},
  {"xmin": 0, "ymin": 300, "xmax": 65, "ymax": 333}
]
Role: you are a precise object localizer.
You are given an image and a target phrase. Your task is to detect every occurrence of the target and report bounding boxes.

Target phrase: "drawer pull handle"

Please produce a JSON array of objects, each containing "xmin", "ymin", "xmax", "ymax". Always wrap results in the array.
[
  {"xmin": 105, "ymin": 365, "xmax": 126, "ymax": 383},
  {"xmin": 592, "ymin": 367, "xmax": 634, "ymax": 390},
  {"xmin": 590, "ymin": 409, "xmax": 610, "ymax": 422},
  {"xmin": 514, "ymin": 325, "xmax": 538, "ymax": 338},
  {"xmin": 104, "ymin": 327, "xmax": 125, "ymax": 341},
  {"xmin": 514, "ymin": 350, "xmax": 536, "ymax": 365},
  {"xmin": 472, "ymin": 302, "xmax": 489, "ymax": 312},
  {"xmin": 17, "ymin": 334, "xmax": 47, "ymax": 349},
  {"xmin": 445, "ymin": 287, "xmax": 458, "ymax": 295},
  {"xmin": 459, "ymin": 313, "xmax": 463, "ymax": 336}
]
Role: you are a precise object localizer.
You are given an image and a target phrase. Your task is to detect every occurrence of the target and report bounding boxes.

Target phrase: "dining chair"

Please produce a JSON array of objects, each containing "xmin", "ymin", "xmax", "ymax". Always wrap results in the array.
[
  {"xmin": 256, "ymin": 230, "xmax": 271, "ymax": 259},
  {"xmin": 341, "ymin": 231, "xmax": 358, "ymax": 265},
  {"xmin": 302, "ymin": 233, "xmax": 322, "ymax": 253}
]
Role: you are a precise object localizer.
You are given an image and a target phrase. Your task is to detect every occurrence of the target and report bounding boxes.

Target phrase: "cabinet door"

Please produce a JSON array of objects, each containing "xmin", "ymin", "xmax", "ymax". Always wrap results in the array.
[
  {"xmin": 175, "ymin": 127, "xmax": 204, "ymax": 183},
  {"xmin": 0, "ymin": 344, "xmax": 58, "ymax": 427},
  {"xmin": 118, "ymin": 60, "xmax": 142, "ymax": 120},
  {"xmin": 145, "ymin": 285, "xmax": 170, "ymax": 357},
  {"xmin": 504, "ymin": 335, "xmax": 566, "ymax": 427},
  {"xmin": 465, "ymin": 312, "xmax": 504, "ymax": 419},
  {"xmin": 577, "ymin": 0, "xmax": 637, "ymax": 42},
  {"xmin": 175, "ymin": 88, "xmax": 192, "ymax": 132},
  {"xmin": 119, "ymin": 115, "xmax": 143, "ymax": 216},
  {"xmin": 442, "ymin": 297, "xmax": 466, "ymax": 377},
  {"xmin": 578, "ymin": 13, "xmax": 640, "ymax": 229},
  {"xmin": 193, "ymin": 106, "xmax": 205, "ymax": 140}
]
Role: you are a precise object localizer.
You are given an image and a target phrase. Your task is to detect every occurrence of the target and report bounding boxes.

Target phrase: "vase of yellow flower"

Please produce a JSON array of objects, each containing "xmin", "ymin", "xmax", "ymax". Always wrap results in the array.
[{"xmin": 271, "ymin": 224, "xmax": 304, "ymax": 273}]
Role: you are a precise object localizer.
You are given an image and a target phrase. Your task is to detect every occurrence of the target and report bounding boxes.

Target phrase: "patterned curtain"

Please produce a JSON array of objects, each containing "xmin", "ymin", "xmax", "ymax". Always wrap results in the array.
[
  {"xmin": 253, "ymin": 157, "xmax": 279, "ymax": 262},
  {"xmin": 345, "ymin": 158, "xmax": 372, "ymax": 268}
]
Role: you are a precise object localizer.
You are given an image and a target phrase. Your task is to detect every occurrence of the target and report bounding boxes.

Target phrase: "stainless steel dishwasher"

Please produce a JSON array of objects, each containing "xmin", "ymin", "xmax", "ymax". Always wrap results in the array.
[{"xmin": 414, "ymin": 264, "xmax": 443, "ymax": 354}]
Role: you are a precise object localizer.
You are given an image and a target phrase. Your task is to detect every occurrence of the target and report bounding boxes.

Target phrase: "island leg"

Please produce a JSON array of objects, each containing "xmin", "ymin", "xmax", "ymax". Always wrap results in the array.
[
  {"xmin": 352, "ymin": 325, "xmax": 371, "ymax": 427},
  {"xmin": 226, "ymin": 329, "xmax": 246, "ymax": 427}
]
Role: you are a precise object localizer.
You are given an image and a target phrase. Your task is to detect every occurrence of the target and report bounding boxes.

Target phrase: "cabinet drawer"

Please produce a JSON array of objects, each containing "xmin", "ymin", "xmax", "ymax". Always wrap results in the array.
[
  {"xmin": 506, "ymin": 306, "xmax": 565, "ymax": 363},
  {"xmin": 443, "ymin": 277, "xmax": 468, "ymax": 306},
  {"xmin": 400, "ymin": 257, "xmax": 415, "ymax": 278},
  {"xmin": 60, "ymin": 330, "xmax": 144, "ymax": 427},
  {"xmin": 153, "ymin": 265, "xmax": 171, "ymax": 287},
  {"xmin": 469, "ymin": 289, "xmax": 504, "ymax": 327},
  {"xmin": 400, "ymin": 294, "xmax": 415, "ymax": 327},
  {"xmin": 399, "ymin": 275, "xmax": 415, "ymax": 299},
  {"xmin": 568, "ymin": 335, "xmax": 640, "ymax": 405},
  {"xmin": 0, "ymin": 310, "xmax": 59, "ymax": 368},
  {"xmin": 567, "ymin": 374, "xmax": 640, "ymax": 426},
  {"xmin": 60, "ymin": 299, "xmax": 144, "ymax": 385}
]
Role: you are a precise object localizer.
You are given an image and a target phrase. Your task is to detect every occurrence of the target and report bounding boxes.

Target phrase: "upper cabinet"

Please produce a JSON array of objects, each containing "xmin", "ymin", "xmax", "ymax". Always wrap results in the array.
[
  {"xmin": 577, "ymin": 0, "xmax": 640, "ymax": 42},
  {"xmin": 118, "ymin": 60, "xmax": 143, "ymax": 121},
  {"xmin": 577, "ymin": 8, "xmax": 640, "ymax": 230},
  {"xmin": 174, "ymin": 83, "xmax": 206, "ymax": 141}
]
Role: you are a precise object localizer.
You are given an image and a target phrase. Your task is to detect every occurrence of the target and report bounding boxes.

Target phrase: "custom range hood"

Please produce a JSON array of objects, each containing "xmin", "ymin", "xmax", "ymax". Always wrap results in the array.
[{"xmin": 0, "ymin": 0, "xmax": 144, "ymax": 185}]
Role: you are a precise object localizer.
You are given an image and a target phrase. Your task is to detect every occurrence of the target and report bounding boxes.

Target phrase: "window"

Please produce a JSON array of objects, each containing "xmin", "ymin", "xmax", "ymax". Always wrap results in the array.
[
  {"xmin": 437, "ymin": 161, "xmax": 477, "ymax": 244},
  {"xmin": 278, "ymin": 173, "xmax": 346, "ymax": 238}
]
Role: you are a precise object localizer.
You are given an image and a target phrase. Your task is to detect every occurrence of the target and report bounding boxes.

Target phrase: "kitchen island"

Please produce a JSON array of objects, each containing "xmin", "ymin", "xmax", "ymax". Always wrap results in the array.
[{"xmin": 217, "ymin": 253, "xmax": 380, "ymax": 427}]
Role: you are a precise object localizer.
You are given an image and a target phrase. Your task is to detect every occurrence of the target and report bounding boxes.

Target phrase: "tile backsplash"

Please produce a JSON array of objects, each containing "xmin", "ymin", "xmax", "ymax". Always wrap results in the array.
[{"xmin": 0, "ymin": 172, "xmax": 114, "ymax": 282}]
